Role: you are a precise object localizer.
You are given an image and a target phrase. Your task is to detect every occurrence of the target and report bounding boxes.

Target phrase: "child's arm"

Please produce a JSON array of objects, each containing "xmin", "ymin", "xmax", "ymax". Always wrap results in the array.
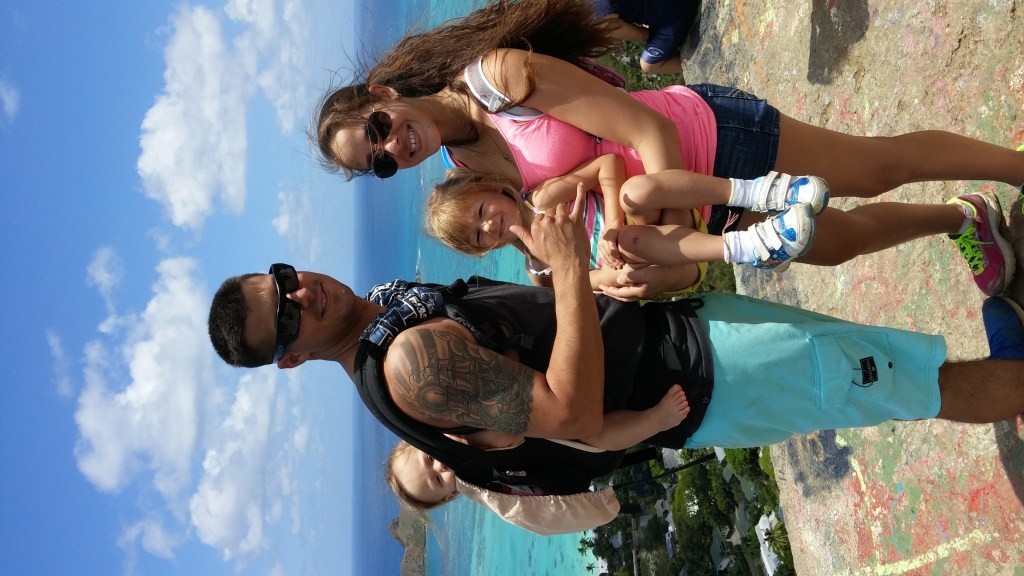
[
  {"xmin": 458, "ymin": 430, "xmax": 525, "ymax": 450},
  {"xmin": 578, "ymin": 385, "xmax": 690, "ymax": 451},
  {"xmin": 530, "ymin": 154, "xmax": 627, "ymax": 269}
]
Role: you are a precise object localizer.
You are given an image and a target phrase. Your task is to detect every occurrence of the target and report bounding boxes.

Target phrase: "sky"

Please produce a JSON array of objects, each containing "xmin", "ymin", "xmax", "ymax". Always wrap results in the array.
[{"xmin": 0, "ymin": 1, "xmax": 377, "ymax": 574}]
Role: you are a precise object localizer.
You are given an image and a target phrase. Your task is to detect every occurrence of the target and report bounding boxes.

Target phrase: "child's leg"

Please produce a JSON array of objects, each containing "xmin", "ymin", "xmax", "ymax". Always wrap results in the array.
[
  {"xmin": 775, "ymin": 114, "xmax": 1024, "ymax": 198},
  {"xmin": 619, "ymin": 203, "xmax": 817, "ymax": 270},
  {"xmin": 620, "ymin": 171, "xmax": 732, "ymax": 225},
  {"xmin": 620, "ymin": 170, "xmax": 829, "ymax": 225},
  {"xmin": 616, "ymin": 224, "xmax": 725, "ymax": 266},
  {"xmin": 579, "ymin": 385, "xmax": 690, "ymax": 451}
]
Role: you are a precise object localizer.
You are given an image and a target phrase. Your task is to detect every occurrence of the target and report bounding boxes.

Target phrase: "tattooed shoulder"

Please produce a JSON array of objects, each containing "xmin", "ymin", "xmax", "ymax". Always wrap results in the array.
[{"xmin": 384, "ymin": 326, "xmax": 534, "ymax": 435}]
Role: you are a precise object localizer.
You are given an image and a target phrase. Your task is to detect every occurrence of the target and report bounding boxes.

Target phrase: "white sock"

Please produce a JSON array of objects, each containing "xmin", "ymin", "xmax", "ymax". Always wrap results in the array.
[
  {"xmin": 723, "ymin": 229, "xmax": 756, "ymax": 264},
  {"xmin": 727, "ymin": 178, "xmax": 760, "ymax": 209}
]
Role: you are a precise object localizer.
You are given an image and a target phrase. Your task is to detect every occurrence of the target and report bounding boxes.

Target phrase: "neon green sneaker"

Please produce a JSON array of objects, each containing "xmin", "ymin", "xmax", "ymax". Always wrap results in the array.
[{"xmin": 947, "ymin": 192, "xmax": 1015, "ymax": 296}]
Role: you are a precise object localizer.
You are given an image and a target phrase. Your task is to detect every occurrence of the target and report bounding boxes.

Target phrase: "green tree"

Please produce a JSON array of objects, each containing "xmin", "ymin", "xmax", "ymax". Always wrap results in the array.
[
  {"xmin": 724, "ymin": 448, "xmax": 764, "ymax": 482},
  {"xmin": 767, "ymin": 523, "xmax": 794, "ymax": 567},
  {"xmin": 641, "ymin": 514, "xmax": 667, "ymax": 547}
]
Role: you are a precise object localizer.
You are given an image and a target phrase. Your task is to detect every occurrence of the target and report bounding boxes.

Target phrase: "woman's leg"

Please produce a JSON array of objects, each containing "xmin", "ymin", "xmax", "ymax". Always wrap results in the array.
[
  {"xmin": 738, "ymin": 201, "xmax": 964, "ymax": 266},
  {"xmin": 775, "ymin": 114, "xmax": 1024, "ymax": 198}
]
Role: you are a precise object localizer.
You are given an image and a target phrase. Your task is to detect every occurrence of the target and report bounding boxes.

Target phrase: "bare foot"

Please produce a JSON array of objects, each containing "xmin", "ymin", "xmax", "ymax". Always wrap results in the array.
[{"xmin": 653, "ymin": 384, "xmax": 690, "ymax": 431}]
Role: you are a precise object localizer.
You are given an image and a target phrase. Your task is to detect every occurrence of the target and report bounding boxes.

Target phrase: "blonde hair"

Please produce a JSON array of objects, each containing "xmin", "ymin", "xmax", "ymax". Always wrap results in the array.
[
  {"xmin": 425, "ymin": 168, "xmax": 532, "ymax": 256},
  {"xmin": 386, "ymin": 441, "xmax": 459, "ymax": 518}
]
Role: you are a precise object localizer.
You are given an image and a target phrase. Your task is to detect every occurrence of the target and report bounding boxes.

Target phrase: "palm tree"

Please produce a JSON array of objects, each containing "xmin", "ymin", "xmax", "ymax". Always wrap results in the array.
[{"xmin": 586, "ymin": 563, "xmax": 596, "ymax": 573}]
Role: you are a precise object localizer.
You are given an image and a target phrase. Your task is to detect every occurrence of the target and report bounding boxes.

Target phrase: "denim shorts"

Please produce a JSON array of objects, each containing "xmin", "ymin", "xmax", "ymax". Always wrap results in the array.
[
  {"xmin": 688, "ymin": 83, "xmax": 782, "ymax": 234},
  {"xmin": 687, "ymin": 83, "xmax": 781, "ymax": 178}
]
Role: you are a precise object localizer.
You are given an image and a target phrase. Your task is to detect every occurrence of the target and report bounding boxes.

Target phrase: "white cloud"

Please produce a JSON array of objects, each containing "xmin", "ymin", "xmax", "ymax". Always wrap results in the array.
[
  {"xmin": 253, "ymin": 0, "xmax": 311, "ymax": 134},
  {"xmin": 74, "ymin": 257, "xmax": 213, "ymax": 498},
  {"xmin": 87, "ymin": 246, "xmax": 125, "ymax": 333},
  {"xmin": 189, "ymin": 370, "xmax": 277, "ymax": 560},
  {"xmin": 0, "ymin": 77, "xmax": 19, "ymax": 121},
  {"xmin": 137, "ymin": 0, "xmax": 314, "ymax": 230},
  {"xmin": 272, "ymin": 184, "xmax": 320, "ymax": 262},
  {"xmin": 86, "ymin": 246, "xmax": 123, "ymax": 299},
  {"xmin": 118, "ymin": 518, "xmax": 181, "ymax": 560},
  {"xmin": 137, "ymin": 5, "xmax": 251, "ymax": 230},
  {"xmin": 45, "ymin": 329, "xmax": 74, "ymax": 398}
]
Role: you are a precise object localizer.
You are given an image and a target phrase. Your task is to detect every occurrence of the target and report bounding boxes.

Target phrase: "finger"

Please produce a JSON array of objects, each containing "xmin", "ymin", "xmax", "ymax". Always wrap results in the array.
[
  {"xmin": 509, "ymin": 224, "xmax": 532, "ymax": 247},
  {"xmin": 598, "ymin": 284, "xmax": 642, "ymax": 302},
  {"xmin": 569, "ymin": 183, "xmax": 585, "ymax": 221}
]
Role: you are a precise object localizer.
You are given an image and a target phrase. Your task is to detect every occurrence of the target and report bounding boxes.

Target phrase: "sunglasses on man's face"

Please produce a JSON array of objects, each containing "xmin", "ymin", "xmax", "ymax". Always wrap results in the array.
[
  {"xmin": 269, "ymin": 263, "xmax": 301, "ymax": 363},
  {"xmin": 366, "ymin": 110, "xmax": 398, "ymax": 179}
]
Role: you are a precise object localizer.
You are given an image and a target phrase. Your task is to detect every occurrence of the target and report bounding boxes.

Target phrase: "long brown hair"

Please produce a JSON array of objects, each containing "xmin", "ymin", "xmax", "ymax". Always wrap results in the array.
[
  {"xmin": 425, "ymin": 168, "xmax": 531, "ymax": 256},
  {"xmin": 311, "ymin": 0, "xmax": 618, "ymax": 178}
]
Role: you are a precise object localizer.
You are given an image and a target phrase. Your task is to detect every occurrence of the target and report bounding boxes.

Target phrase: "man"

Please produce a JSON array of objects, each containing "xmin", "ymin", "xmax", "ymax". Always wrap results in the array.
[
  {"xmin": 595, "ymin": 0, "xmax": 701, "ymax": 75},
  {"xmin": 208, "ymin": 194, "xmax": 1024, "ymax": 494}
]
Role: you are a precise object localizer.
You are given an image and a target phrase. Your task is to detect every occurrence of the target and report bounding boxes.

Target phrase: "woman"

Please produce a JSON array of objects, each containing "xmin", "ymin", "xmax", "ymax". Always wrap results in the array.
[{"xmin": 313, "ymin": 0, "xmax": 1022, "ymax": 298}]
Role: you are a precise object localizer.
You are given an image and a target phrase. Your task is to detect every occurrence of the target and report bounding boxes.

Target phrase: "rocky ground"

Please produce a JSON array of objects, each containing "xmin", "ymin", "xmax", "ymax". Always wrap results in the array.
[{"xmin": 684, "ymin": 1, "xmax": 1024, "ymax": 574}]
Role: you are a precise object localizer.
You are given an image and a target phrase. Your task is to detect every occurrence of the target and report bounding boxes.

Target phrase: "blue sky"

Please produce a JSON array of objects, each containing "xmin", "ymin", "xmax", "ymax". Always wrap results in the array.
[{"xmin": 0, "ymin": 1, "xmax": 373, "ymax": 574}]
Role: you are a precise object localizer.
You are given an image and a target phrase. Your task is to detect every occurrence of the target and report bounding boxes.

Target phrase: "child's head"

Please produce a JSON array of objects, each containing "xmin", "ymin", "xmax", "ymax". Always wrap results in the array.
[
  {"xmin": 425, "ymin": 168, "xmax": 532, "ymax": 256},
  {"xmin": 386, "ymin": 441, "xmax": 459, "ymax": 513}
]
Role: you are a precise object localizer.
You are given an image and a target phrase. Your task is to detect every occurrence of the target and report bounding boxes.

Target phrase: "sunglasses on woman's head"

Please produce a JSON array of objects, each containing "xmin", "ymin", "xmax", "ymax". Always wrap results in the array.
[
  {"xmin": 366, "ymin": 111, "xmax": 398, "ymax": 179},
  {"xmin": 269, "ymin": 263, "xmax": 301, "ymax": 363}
]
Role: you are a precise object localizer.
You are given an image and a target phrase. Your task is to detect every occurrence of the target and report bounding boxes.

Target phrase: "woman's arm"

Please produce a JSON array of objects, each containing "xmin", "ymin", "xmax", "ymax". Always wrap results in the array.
[{"xmin": 480, "ymin": 49, "xmax": 684, "ymax": 174}]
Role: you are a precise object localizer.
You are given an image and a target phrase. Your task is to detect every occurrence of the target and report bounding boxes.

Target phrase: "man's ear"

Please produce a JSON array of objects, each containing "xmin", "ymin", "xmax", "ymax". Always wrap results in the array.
[
  {"xmin": 368, "ymin": 84, "xmax": 400, "ymax": 99},
  {"xmin": 277, "ymin": 352, "xmax": 309, "ymax": 370}
]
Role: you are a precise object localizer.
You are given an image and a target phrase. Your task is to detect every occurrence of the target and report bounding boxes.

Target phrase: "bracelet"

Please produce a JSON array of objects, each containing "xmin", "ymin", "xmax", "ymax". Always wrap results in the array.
[{"xmin": 525, "ymin": 253, "xmax": 552, "ymax": 276}]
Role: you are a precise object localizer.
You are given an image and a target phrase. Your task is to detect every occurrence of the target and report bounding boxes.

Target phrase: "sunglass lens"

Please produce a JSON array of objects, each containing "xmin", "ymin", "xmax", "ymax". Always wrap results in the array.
[
  {"xmin": 280, "ymin": 301, "xmax": 301, "ymax": 336},
  {"xmin": 366, "ymin": 111, "xmax": 391, "ymax": 144},
  {"xmin": 274, "ymin": 265, "xmax": 298, "ymax": 292},
  {"xmin": 372, "ymin": 154, "xmax": 398, "ymax": 179}
]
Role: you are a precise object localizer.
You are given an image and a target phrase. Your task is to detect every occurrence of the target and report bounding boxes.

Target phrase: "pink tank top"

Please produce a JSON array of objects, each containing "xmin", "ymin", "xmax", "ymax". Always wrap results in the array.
[{"xmin": 488, "ymin": 85, "xmax": 717, "ymax": 192}]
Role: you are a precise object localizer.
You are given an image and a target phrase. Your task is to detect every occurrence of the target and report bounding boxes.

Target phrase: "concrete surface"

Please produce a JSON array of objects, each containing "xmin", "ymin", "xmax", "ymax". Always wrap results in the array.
[{"xmin": 684, "ymin": 1, "xmax": 1024, "ymax": 574}]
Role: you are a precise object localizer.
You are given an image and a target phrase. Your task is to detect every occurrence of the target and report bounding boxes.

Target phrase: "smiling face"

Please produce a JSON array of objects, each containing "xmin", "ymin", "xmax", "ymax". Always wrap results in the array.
[
  {"xmin": 393, "ymin": 447, "xmax": 458, "ymax": 507},
  {"xmin": 461, "ymin": 189, "xmax": 524, "ymax": 251},
  {"xmin": 330, "ymin": 96, "xmax": 443, "ymax": 176},
  {"xmin": 241, "ymin": 270, "xmax": 357, "ymax": 366}
]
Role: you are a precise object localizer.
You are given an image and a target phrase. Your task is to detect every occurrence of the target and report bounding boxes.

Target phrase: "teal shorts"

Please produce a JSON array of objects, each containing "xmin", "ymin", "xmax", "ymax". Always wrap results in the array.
[{"xmin": 684, "ymin": 294, "xmax": 946, "ymax": 449}]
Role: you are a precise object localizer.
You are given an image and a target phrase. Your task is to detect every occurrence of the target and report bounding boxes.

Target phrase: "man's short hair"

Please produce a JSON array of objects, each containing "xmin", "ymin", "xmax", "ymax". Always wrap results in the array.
[{"xmin": 208, "ymin": 273, "xmax": 271, "ymax": 368}]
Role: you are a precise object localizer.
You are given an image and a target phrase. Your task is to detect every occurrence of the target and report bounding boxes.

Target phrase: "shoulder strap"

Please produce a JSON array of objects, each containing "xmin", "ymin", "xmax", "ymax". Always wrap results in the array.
[
  {"xmin": 463, "ymin": 58, "xmax": 544, "ymax": 119},
  {"xmin": 462, "ymin": 56, "xmax": 627, "ymax": 119}
]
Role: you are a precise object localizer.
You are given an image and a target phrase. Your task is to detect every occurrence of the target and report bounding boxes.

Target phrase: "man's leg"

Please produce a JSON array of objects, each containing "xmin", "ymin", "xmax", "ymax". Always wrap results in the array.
[
  {"xmin": 935, "ymin": 359, "xmax": 1024, "ymax": 423},
  {"xmin": 935, "ymin": 298, "xmax": 1024, "ymax": 422}
]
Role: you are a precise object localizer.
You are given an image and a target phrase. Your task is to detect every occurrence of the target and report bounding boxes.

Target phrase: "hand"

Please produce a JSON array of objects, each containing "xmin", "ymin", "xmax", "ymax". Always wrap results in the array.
[
  {"xmin": 510, "ymin": 184, "xmax": 588, "ymax": 273},
  {"xmin": 598, "ymin": 227, "xmax": 623, "ymax": 270},
  {"xmin": 598, "ymin": 264, "xmax": 686, "ymax": 302}
]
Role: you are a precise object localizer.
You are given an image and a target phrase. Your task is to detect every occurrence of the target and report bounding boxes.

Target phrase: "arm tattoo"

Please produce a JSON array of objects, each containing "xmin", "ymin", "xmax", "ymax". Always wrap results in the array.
[{"xmin": 390, "ymin": 328, "xmax": 534, "ymax": 435}]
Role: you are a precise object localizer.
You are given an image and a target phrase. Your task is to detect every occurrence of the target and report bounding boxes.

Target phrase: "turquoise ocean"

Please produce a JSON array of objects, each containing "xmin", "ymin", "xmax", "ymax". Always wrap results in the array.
[{"xmin": 345, "ymin": 1, "xmax": 603, "ymax": 574}]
